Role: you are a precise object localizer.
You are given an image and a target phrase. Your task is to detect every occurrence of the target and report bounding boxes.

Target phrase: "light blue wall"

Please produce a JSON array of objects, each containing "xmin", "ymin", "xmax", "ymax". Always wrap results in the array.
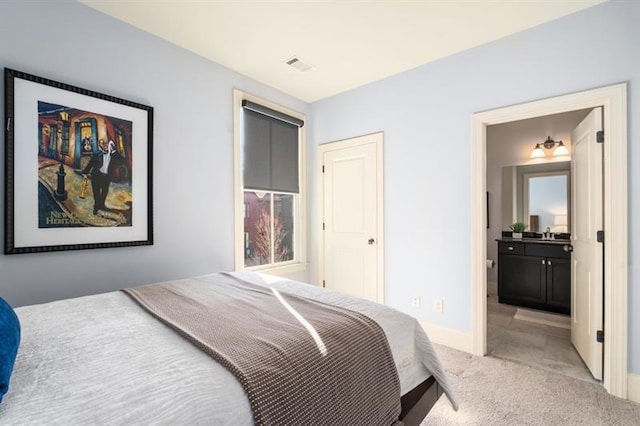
[
  {"xmin": 0, "ymin": 1, "xmax": 307, "ymax": 307},
  {"xmin": 309, "ymin": 0, "xmax": 639, "ymax": 372}
]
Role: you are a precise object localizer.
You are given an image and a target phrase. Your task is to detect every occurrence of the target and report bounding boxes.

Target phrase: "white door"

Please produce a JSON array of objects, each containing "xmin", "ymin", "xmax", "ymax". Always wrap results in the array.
[
  {"xmin": 570, "ymin": 107, "xmax": 603, "ymax": 380},
  {"xmin": 321, "ymin": 134, "xmax": 382, "ymax": 302}
]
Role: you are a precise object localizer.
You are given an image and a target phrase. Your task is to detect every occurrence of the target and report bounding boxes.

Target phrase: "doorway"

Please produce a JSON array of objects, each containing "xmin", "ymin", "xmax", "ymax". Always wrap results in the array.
[
  {"xmin": 485, "ymin": 110, "xmax": 592, "ymax": 382},
  {"xmin": 471, "ymin": 84, "xmax": 628, "ymax": 399},
  {"xmin": 317, "ymin": 132, "xmax": 384, "ymax": 303}
]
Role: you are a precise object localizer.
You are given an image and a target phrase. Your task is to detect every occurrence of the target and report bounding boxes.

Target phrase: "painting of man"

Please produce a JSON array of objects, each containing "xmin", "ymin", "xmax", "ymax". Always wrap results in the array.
[{"xmin": 82, "ymin": 139, "xmax": 123, "ymax": 215}]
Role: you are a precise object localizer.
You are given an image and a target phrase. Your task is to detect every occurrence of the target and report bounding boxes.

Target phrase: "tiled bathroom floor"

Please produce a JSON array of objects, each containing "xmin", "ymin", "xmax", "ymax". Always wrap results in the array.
[{"xmin": 487, "ymin": 294, "xmax": 598, "ymax": 384}]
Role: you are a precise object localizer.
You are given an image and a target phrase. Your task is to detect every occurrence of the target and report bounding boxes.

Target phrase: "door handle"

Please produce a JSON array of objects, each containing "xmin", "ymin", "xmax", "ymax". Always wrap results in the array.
[{"xmin": 368, "ymin": 238, "xmax": 375, "ymax": 245}]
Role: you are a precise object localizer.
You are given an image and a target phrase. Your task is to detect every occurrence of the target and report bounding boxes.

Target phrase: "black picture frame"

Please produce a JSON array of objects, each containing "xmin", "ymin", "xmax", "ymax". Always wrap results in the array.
[{"xmin": 4, "ymin": 68, "xmax": 153, "ymax": 254}]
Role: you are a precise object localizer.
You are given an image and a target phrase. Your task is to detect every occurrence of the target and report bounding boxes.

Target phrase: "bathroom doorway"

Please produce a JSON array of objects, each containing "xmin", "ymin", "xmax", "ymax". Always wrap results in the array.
[
  {"xmin": 485, "ymin": 109, "xmax": 594, "ymax": 383},
  {"xmin": 470, "ymin": 83, "xmax": 628, "ymax": 399}
]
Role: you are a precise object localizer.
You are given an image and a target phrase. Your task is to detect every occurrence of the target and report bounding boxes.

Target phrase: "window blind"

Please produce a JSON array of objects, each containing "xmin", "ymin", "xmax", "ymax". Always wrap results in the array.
[{"xmin": 242, "ymin": 101, "xmax": 302, "ymax": 194}]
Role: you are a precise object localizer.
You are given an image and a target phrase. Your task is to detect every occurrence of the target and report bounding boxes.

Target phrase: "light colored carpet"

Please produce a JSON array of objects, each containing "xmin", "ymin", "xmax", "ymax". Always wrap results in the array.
[{"xmin": 423, "ymin": 344, "xmax": 640, "ymax": 425}]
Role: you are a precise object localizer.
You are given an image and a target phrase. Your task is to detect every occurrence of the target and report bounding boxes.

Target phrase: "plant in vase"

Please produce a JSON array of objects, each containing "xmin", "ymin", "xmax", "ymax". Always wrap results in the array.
[{"xmin": 510, "ymin": 222, "xmax": 527, "ymax": 239}]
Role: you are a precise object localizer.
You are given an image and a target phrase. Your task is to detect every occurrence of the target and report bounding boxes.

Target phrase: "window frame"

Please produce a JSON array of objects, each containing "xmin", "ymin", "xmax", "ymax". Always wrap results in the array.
[{"xmin": 233, "ymin": 89, "xmax": 307, "ymax": 274}]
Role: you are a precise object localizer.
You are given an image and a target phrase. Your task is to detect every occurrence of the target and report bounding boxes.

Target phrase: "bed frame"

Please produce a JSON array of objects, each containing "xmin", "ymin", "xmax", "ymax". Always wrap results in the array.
[{"xmin": 399, "ymin": 376, "xmax": 443, "ymax": 425}]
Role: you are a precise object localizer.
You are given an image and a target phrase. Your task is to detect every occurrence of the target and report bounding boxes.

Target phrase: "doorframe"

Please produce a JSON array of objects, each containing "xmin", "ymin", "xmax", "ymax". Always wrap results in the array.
[
  {"xmin": 316, "ymin": 132, "xmax": 385, "ymax": 303},
  {"xmin": 471, "ymin": 84, "xmax": 628, "ymax": 398}
]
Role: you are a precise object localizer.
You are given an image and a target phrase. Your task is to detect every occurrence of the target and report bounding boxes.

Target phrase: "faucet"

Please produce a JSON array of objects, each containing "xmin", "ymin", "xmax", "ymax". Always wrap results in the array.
[{"xmin": 545, "ymin": 227, "xmax": 551, "ymax": 240}]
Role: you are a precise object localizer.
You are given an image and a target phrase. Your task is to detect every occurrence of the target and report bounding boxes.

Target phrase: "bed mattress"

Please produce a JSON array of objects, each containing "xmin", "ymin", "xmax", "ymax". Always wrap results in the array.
[{"xmin": 0, "ymin": 272, "xmax": 454, "ymax": 425}]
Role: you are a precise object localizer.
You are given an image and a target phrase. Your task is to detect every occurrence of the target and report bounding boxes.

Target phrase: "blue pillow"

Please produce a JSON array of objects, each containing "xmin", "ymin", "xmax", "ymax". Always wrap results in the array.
[{"xmin": 0, "ymin": 297, "xmax": 20, "ymax": 404}]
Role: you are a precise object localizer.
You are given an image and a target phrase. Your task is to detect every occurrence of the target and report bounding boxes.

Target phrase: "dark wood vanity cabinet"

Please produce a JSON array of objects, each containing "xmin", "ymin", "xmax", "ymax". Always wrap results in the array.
[{"xmin": 497, "ymin": 241, "xmax": 570, "ymax": 315}]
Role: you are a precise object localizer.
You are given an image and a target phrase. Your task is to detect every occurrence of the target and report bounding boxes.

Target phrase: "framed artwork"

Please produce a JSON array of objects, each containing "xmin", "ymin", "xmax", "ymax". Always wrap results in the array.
[{"xmin": 4, "ymin": 68, "xmax": 153, "ymax": 254}]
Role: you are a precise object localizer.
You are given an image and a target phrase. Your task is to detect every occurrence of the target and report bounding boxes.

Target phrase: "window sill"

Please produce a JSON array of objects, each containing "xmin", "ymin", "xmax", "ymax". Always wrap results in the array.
[{"xmin": 244, "ymin": 261, "xmax": 308, "ymax": 277}]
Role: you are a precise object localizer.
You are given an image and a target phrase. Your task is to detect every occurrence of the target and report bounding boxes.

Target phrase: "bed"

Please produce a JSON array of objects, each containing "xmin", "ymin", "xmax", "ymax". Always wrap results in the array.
[{"xmin": 0, "ymin": 272, "xmax": 456, "ymax": 425}]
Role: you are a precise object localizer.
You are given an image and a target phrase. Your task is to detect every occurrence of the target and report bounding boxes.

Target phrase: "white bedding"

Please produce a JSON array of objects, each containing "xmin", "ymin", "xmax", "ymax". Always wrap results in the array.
[{"xmin": 0, "ymin": 272, "xmax": 455, "ymax": 425}]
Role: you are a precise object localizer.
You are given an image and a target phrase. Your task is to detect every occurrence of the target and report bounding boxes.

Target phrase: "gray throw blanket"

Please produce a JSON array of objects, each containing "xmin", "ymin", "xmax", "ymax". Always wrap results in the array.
[{"xmin": 122, "ymin": 273, "xmax": 401, "ymax": 425}]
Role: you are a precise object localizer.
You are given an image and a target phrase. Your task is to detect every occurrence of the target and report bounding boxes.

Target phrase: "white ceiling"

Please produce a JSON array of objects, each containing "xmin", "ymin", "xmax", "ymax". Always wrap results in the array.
[{"xmin": 79, "ymin": 0, "xmax": 605, "ymax": 102}]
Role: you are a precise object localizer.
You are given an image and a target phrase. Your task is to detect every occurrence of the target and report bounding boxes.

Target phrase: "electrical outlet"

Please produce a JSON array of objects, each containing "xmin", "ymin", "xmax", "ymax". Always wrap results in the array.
[
  {"xmin": 434, "ymin": 299, "xmax": 443, "ymax": 313},
  {"xmin": 411, "ymin": 296, "xmax": 420, "ymax": 308}
]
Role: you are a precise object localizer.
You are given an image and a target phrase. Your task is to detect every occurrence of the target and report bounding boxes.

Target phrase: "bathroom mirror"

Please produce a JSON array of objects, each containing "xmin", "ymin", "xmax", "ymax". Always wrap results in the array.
[
  {"xmin": 501, "ymin": 161, "xmax": 571, "ymax": 233},
  {"xmin": 524, "ymin": 172, "xmax": 569, "ymax": 233}
]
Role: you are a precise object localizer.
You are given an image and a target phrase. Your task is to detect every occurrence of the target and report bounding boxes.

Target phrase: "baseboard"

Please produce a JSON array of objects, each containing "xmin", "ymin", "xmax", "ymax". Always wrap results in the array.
[
  {"xmin": 629, "ymin": 373, "xmax": 640, "ymax": 403},
  {"xmin": 420, "ymin": 321, "xmax": 474, "ymax": 354},
  {"xmin": 487, "ymin": 281, "xmax": 497, "ymax": 296}
]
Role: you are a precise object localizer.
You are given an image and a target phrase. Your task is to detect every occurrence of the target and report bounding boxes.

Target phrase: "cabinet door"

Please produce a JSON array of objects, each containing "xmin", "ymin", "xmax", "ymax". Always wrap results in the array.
[
  {"xmin": 546, "ymin": 257, "xmax": 571, "ymax": 314},
  {"xmin": 498, "ymin": 255, "xmax": 546, "ymax": 305}
]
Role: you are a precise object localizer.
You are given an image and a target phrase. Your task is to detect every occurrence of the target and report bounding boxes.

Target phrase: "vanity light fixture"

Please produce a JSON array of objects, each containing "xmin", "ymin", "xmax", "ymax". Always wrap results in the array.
[
  {"xmin": 529, "ymin": 136, "xmax": 569, "ymax": 159},
  {"xmin": 554, "ymin": 141, "xmax": 569, "ymax": 156},
  {"xmin": 530, "ymin": 144, "xmax": 546, "ymax": 158}
]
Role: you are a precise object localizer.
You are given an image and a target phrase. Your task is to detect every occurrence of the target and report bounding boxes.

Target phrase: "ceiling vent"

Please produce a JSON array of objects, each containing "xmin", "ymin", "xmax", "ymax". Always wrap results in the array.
[{"xmin": 285, "ymin": 56, "xmax": 314, "ymax": 72}]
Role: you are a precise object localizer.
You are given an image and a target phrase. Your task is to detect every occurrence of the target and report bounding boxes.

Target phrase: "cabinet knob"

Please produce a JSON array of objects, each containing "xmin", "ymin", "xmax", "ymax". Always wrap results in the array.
[
  {"xmin": 541, "ymin": 259, "xmax": 546, "ymax": 265},
  {"xmin": 508, "ymin": 246, "xmax": 514, "ymax": 251},
  {"xmin": 368, "ymin": 238, "xmax": 375, "ymax": 245},
  {"xmin": 548, "ymin": 260, "xmax": 552, "ymax": 266}
]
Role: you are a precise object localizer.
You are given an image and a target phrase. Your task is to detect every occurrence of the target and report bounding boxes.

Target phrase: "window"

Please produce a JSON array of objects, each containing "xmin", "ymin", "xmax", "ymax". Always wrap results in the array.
[{"xmin": 233, "ymin": 91, "xmax": 306, "ymax": 272}]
